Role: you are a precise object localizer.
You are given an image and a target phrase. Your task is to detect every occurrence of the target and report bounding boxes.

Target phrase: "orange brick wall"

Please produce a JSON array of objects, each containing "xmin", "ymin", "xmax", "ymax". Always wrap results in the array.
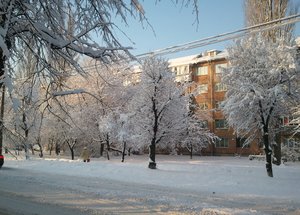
[{"xmin": 191, "ymin": 57, "xmax": 261, "ymax": 156}]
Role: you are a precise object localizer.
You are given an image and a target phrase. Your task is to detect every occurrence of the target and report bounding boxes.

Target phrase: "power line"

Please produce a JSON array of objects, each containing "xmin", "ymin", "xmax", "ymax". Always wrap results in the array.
[
  {"xmin": 135, "ymin": 14, "xmax": 300, "ymax": 60},
  {"xmin": 73, "ymin": 13, "xmax": 300, "ymax": 73}
]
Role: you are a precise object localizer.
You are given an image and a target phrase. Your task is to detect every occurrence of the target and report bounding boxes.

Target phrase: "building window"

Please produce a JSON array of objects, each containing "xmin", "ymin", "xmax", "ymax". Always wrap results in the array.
[
  {"xmin": 280, "ymin": 116, "xmax": 298, "ymax": 126},
  {"xmin": 215, "ymin": 63, "xmax": 227, "ymax": 74},
  {"xmin": 214, "ymin": 82, "xmax": 227, "ymax": 92},
  {"xmin": 196, "ymin": 84, "xmax": 208, "ymax": 94},
  {"xmin": 216, "ymin": 137, "xmax": 229, "ymax": 148},
  {"xmin": 283, "ymin": 138, "xmax": 300, "ymax": 148},
  {"xmin": 173, "ymin": 67, "xmax": 178, "ymax": 75},
  {"xmin": 214, "ymin": 101, "xmax": 223, "ymax": 110},
  {"xmin": 199, "ymin": 102, "xmax": 208, "ymax": 110},
  {"xmin": 215, "ymin": 119, "xmax": 228, "ymax": 129},
  {"xmin": 196, "ymin": 66, "xmax": 208, "ymax": 76},
  {"xmin": 281, "ymin": 116, "xmax": 290, "ymax": 125},
  {"xmin": 236, "ymin": 137, "xmax": 249, "ymax": 148},
  {"xmin": 184, "ymin": 66, "xmax": 188, "ymax": 73},
  {"xmin": 199, "ymin": 120, "xmax": 208, "ymax": 128},
  {"xmin": 178, "ymin": 66, "xmax": 183, "ymax": 75}
]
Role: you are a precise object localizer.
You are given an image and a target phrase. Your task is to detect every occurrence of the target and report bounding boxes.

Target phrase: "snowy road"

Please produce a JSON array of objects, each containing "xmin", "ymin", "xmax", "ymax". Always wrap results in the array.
[{"xmin": 0, "ymin": 156, "xmax": 300, "ymax": 215}]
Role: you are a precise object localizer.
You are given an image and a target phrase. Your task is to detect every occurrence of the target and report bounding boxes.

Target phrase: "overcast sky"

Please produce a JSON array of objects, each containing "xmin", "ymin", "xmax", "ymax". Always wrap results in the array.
[{"xmin": 114, "ymin": 0, "xmax": 300, "ymax": 59}]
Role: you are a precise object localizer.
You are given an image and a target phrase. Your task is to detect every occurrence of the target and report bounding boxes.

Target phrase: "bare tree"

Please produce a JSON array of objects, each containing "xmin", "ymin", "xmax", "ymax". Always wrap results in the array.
[{"xmin": 244, "ymin": 0, "xmax": 298, "ymax": 41}]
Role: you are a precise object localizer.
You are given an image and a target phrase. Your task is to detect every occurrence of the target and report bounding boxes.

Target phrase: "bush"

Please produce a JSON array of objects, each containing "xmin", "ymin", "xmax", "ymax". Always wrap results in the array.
[{"xmin": 281, "ymin": 142, "xmax": 300, "ymax": 162}]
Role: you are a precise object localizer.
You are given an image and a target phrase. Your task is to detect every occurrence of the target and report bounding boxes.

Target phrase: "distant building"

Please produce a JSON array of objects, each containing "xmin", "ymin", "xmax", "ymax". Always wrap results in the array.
[
  {"xmin": 182, "ymin": 50, "xmax": 261, "ymax": 155},
  {"xmin": 168, "ymin": 50, "xmax": 263, "ymax": 155},
  {"xmin": 168, "ymin": 54, "xmax": 197, "ymax": 83},
  {"xmin": 130, "ymin": 51, "xmax": 262, "ymax": 155},
  {"xmin": 130, "ymin": 44, "xmax": 300, "ymax": 156}
]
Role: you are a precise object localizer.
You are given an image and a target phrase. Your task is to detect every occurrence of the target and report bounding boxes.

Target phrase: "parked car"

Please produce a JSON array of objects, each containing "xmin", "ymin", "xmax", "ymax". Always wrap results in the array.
[{"xmin": 0, "ymin": 155, "xmax": 4, "ymax": 168}]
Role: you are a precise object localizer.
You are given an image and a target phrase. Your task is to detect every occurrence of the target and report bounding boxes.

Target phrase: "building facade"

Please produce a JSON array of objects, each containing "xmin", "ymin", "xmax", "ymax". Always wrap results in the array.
[{"xmin": 169, "ymin": 50, "xmax": 262, "ymax": 155}]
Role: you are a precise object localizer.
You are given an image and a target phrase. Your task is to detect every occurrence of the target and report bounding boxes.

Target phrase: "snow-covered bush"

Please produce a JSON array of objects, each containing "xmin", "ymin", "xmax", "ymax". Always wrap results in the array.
[{"xmin": 281, "ymin": 141, "xmax": 300, "ymax": 162}]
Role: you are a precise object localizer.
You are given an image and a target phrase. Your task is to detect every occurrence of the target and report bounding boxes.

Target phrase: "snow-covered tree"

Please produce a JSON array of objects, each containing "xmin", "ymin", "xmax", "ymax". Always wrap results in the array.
[
  {"xmin": 97, "ymin": 110, "xmax": 138, "ymax": 161},
  {"xmin": 180, "ymin": 95, "xmax": 218, "ymax": 159},
  {"xmin": 281, "ymin": 141, "xmax": 300, "ymax": 162},
  {"xmin": 0, "ymin": 0, "xmax": 145, "ymax": 73},
  {"xmin": 0, "ymin": 0, "xmax": 200, "ymax": 89},
  {"xmin": 0, "ymin": 0, "xmax": 150, "ymax": 155},
  {"xmin": 12, "ymin": 82, "xmax": 41, "ymax": 159},
  {"xmin": 66, "ymin": 60, "xmax": 135, "ymax": 159},
  {"xmin": 131, "ymin": 57, "xmax": 189, "ymax": 169},
  {"xmin": 181, "ymin": 116, "xmax": 215, "ymax": 158},
  {"xmin": 0, "ymin": 0, "xmax": 201, "ymax": 155},
  {"xmin": 41, "ymin": 99, "xmax": 90, "ymax": 160},
  {"xmin": 292, "ymin": 107, "xmax": 300, "ymax": 133},
  {"xmin": 0, "ymin": 41, "xmax": 46, "ymax": 159},
  {"xmin": 40, "ymin": 59, "xmax": 136, "ymax": 160},
  {"xmin": 221, "ymin": 35, "xmax": 300, "ymax": 177},
  {"xmin": 114, "ymin": 113, "xmax": 138, "ymax": 162}
]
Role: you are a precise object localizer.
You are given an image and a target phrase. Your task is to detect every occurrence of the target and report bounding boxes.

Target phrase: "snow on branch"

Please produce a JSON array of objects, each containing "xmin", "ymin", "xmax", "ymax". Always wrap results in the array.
[{"xmin": 52, "ymin": 89, "xmax": 85, "ymax": 97}]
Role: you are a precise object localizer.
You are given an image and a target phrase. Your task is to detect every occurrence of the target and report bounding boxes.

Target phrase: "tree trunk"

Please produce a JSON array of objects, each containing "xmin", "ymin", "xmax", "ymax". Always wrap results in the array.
[
  {"xmin": 263, "ymin": 131, "xmax": 273, "ymax": 177},
  {"xmin": 106, "ymin": 150, "xmax": 110, "ymax": 160},
  {"xmin": 0, "ymin": 86, "xmax": 5, "ymax": 155},
  {"xmin": 0, "ymin": 45, "xmax": 5, "ymax": 156},
  {"xmin": 67, "ymin": 140, "xmax": 75, "ymax": 160},
  {"xmin": 71, "ymin": 148, "xmax": 74, "ymax": 160},
  {"xmin": 0, "ymin": 12, "xmax": 10, "ymax": 155},
  {"xmin": 39, "ymin": 148, "xmax": 43, "ymax": 158},
  {"xmin": 24, "ymin": 143, "xmax": 29, "ymax": 160},
  {"xmin": 48, "ymin": 138, "xmax": 54, "ymax": 155},
  {"xmin": 55, "ymin": 143, "xmax": 60, "ymax": 156},
  {"xmin": 121, "ymin": 141, "xmax": 126, "ymax": 162},
  {"xmin": 273, "ymin": 132, "xmax": 281, "ymax": 165},
  {"xmin": 37, "ymin": 139, "xmax": 43, "ymax": 158},
  {"xmin": 149, "ymin": 91, "xmax": 158, "ymax": 169},
  {"xmin": 211, "ymin": 142, "xmax": 215, "ymax": 156},
  {"xmin": 30, "ymin": 144, "xmax": 35, "ymax": 155},
  {"xmin": 148, "ymin": 142, "xmax": 156, "ymax": 169},
  {"xmin": 100, "ymin": 143, "xmax": 104, "ymax": 156},
  {"xmin": 23, "ymin": 112, "xmax": 30, "ymax": 160},
  {"xmin": 190, "ymin": 144, "xmax": 193, "ymax": 159},
  {"xmin": 105, "ymin": 134, "xmax": 110, "ymax": 160}
]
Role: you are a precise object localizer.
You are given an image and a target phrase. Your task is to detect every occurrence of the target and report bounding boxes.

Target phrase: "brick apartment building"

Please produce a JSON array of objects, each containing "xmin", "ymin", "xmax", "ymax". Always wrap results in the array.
[{"xmin": 169, "ymin": 50, "xmax": 262, "ymax": 155}]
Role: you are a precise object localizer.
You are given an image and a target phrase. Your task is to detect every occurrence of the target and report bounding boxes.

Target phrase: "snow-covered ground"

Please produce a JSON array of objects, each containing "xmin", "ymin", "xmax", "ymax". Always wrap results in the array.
[{"xmin": 0, "ymin": 154, "xmax": 300, "ymax": 215}]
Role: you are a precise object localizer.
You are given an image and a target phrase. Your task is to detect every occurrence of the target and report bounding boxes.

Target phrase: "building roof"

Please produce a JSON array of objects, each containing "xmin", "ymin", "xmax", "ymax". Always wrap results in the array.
[
  {"xmin": 168, "ymin": 54, "xmax": 200, "ymax": 67},
  {"xmin": 130, "ymin": 49, "xmax": 229, "ymax": 74},
  {"xmin": 168, "ymin": 50, "xmax": 228, "ymax": 67}
]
